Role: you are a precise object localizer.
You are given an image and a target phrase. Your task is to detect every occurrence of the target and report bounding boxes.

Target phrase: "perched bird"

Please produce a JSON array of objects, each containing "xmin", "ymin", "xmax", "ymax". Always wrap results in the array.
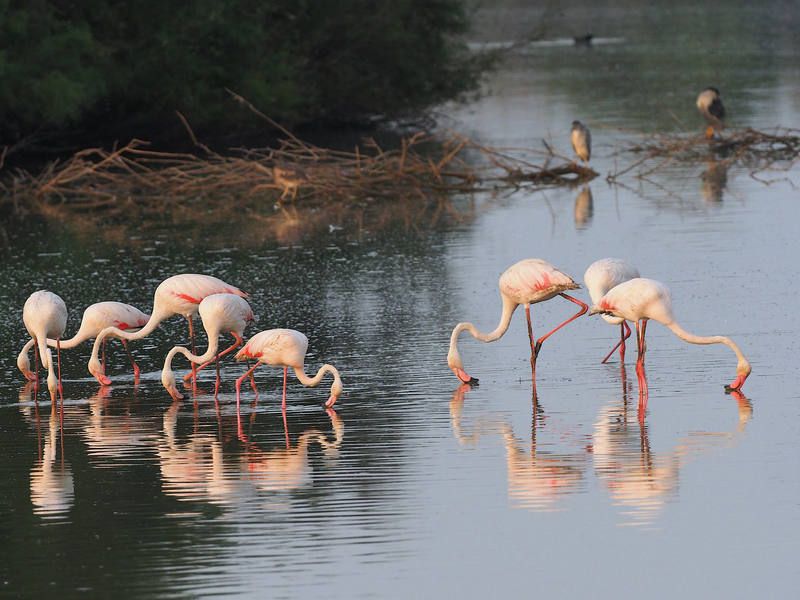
[
  {"xmin": 234, "ymin": 329, "xmax": 343, "ymax": 409},
  {"xmin": 696, "ymin": 87, "xmax": 726, "ymax": 139},
  {"xmin": 21, "ymin": 291, "xmax": 68, "ymax": 403},
  {"xmin": 18, "ymin": 301, "xmax": 149, "ymax": 382},
  {"xmin": 571, "ymin": 120, "xmax": 591, "ymax": 164},
  {"xmin": 161, "ymin": 293, "xmax": 255, "ymax": 400},
  {"xmin": 589, "ymin": 278, "xmax": 751, "ymax": 395},
  {"xmin": 88, "ymin": 274, "xmax": 247, "ymax": 385},
  {"xmin": 447, "ymin": 258, "xmax": 588, "ymax": 385},
  {"xmin": 583, "ymin": 258, "xmax": 640, "ymax": 363}
]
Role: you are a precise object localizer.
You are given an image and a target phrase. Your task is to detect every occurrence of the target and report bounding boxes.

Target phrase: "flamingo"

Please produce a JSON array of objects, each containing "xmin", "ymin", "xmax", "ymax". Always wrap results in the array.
[
  {"xmin": 161, "ymin": 293, "xmax": 255, "ymax": 400},
  {"xmin": 571, "ymin": 120, "xmax": 591, "ymax": 164},
  {"xmin": 234, "ymin": 329, "xmax": 343, "ymax": 410},
  {"xmin": 18, "ymin": 301, "xmax": 149, "ymax": 382},
  {"xmin": 447, "ymin": 258, "xmax": 588, "ymax": 384},
  {"xmin": 697, "ymin": 87, "xmax": 725, "ymax": 139},
  {"xmin": 21, "ymin": 291, "xmax": 67, "ymax": 403},
  {"xmin": 583, "ymin": 258, "xmax": 640, "ymax": 363},
  {"xmin": 87, "ymin": 274, "xmax": 247, "ymax": 385},
  {"xmin": 588, "ymin": 277, "xmax": 751, "ymax": 395}
]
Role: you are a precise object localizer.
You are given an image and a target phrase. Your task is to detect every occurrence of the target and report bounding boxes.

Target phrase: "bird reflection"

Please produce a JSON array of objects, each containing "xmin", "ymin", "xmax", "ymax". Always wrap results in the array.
[
  {"xmin": 30, "ymin": 411, "xmax": 74, "ymax": 518},
  {"xmin": 82, "ymin": 387, "xmax": 157, "ymax": 464},
  {"xmin": 450, "ymin": 384, "xmax": 587, "ymax": 512},
  {"xmin": 241, "ymin": 408, "xmax": 344, "ymax": 493},
  {"xmin": 157, "ymin": 402, "xmax": 344, "ymax": 503},
  {"xmin": 701, "ymin": 160, "xmax": 728, "ymax": 204},
  {"xmin": 574, "ymin": 185, "xmax": 594, "ymax": 229},
  {"xmin": 592, "ymin": 383, "xmax": 753, "ymax": 527}
]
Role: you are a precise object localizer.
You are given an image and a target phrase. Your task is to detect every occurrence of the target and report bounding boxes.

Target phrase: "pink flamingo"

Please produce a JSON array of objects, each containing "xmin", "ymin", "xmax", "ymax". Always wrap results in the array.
[
  {"xmin": 21, "ymin": 291, "xmax": 67, "ymax": 403},
  {"xmin": 18, "ymin": 301, "xmax": 149, "ymax": 382},
  {"xmin": 447, "ymin": 258, "xmax": 588, "ymax": 384},
  {"xmin": 589, "ymin": 278, "xmax": 751, "ymax": 395},
  {"xmin": 234, "ymin": 329, "xmax": 343, "ymax": 410},
  {"xmin": 161, "ymin": 293, "xmax": 255, "ymax": 400},
  {"xmin": 88, "ymin": 274, "xmax": 247, "ymax": 385},
  {"xmin": 583, "ymin": 258, "xmax": 640, "ymax": 363}
]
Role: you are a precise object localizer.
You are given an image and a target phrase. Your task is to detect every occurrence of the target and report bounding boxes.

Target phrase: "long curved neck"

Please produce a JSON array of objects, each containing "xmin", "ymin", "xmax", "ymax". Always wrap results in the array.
[
  {"xmin": 47, "ymin": 322, "xmax": 95, "ymax": 349},
  {"xmin": 90, "ymin": 305, "xmax": 171, "ymax": 366},
  {"xmin": 165, "ymin": 334, "xmax": 219, "ymax": 370},
  {"xmin": 450, "ymin": 293, "xmax": 517, "ymax": 349},
  {"xmin": 666, "ymin": 321, "xmax": 749, "ymax": 367},
  {"xmin": 293, "ymin": 364, "xmax": 340, "ymax": 389}
]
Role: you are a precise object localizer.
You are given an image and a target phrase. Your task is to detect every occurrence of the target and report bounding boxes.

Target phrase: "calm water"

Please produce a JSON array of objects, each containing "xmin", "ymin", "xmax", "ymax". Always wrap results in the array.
[{"xmin": 2, "ymin": 3, "xmax": 800, "ymax": 598}]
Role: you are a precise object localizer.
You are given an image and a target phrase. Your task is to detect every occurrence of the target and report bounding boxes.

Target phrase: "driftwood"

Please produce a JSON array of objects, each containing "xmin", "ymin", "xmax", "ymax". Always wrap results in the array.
[{"xmin": 609, "ymin": 127, "xmax": 800, "ymax": 182}]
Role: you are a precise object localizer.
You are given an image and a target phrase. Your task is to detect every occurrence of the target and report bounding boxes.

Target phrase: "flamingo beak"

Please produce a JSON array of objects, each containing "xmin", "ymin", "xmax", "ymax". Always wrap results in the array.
[
  {"xmin": 325, "ymin": 394, "xmax": 338, "ymax": 409},
  {"xmin": 167, "ymin": 385, "xmax": 184, "ymax": 401},
  {"xmin": 22, "ymin": 370, "xmax": 37, "ymax": 382},
  {"xmin": 724, "ymin": 373, "xmax": 748, "ymax": 393},
  {"xmin": 92, "ymin": 369, "xmax": 112, "ymax": 386},
  {"xmin": 452, "ymin": 367, "xmax": 479, "ymax": 386}
]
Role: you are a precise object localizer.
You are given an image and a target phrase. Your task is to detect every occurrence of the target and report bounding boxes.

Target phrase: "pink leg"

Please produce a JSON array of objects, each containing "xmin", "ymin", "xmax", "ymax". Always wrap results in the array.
[
  {"xmin": 33, "ymin": 338, "xmax": 40, "ymax": 393},
  {"xmin": 235, "ymin": 363, "xmax": 260, "ymax": 412},
  {"xmin": 525, "ymin": 304, "xmax": 537, "ymax": 377},
  {"xmin": 182, "ymin": 332, "xmax": 243, "ymax": 382},
  {"xmin": 534, "ymin": 293, "xmax": 589, "ymax": 354},
  {"xmin": 635, "ymin": 319, "xmax": 649, "ymax": 400},
  {"xmin": 120, "ymin": 340, "xmax": 140, "ymax": 381},
  {"xmin": 282, "ymin": 367, "xmax": 288, "ymax": 411},
  {"xmin": 214, "ymin": 351, "xmax": 221, "ymax": 397},
  {"xmin": 600, "ymin": 321, "xmax": 632, "ymax": 364},
  {"xmin": 281, "ymin": 401, "xmax": 290, "ymax": 449},
  {"xmin": 188, "ymin": 317, "xmax": 197, "ymax": 385},
  {"xmin": 57, "ymin": 338, "xmax": 64, "ymax": 424}
]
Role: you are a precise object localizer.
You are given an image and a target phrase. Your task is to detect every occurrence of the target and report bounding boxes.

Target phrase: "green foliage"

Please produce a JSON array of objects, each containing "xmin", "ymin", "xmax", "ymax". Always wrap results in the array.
[{"xmin": 0, "ymin": 0, "xmax": 483, "ymax": 143}]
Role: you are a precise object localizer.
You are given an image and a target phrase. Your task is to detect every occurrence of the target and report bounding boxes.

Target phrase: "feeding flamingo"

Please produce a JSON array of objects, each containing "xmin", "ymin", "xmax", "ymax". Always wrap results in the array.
[
  {"xmin": 161, "ymin": 293, "xmax": 255, "ymax": 400},
  {"xmin": 447, "ymin": 258, "xmax": 588, "ymax": 385},
  {"xmin": 88, "ymin": 274, "xmax": 247, "ymax": 385},
  {"xmin": 18, "ymin": 301, "xmax": 149, "ymax": 382},
  {"xmin": 234, "ymin": 329, "xmax": 343, "ymax": 410},
  {"xmin": 21, "ymin": 291, "xmax": 67, "ymax": 403},
  {"xmin": 588, "ymin": 277, "xmax": 751, "ymax": 396},
  {"xmin": 583, "ymin": 258, "xmax": 640, "ymax": 363}
]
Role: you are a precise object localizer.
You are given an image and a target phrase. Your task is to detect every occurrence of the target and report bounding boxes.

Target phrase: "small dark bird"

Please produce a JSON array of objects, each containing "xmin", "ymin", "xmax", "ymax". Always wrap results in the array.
[
  {"xmin": 570, "ymin": 120, "xmax": 591, "ymax": 164},
  {"xmin": 573, "ymin": 34, "xmax": 593, "ymax": 46},
  {"xmin": 696, "ymin": 87, "xmax": 726, "ymax": 139}
]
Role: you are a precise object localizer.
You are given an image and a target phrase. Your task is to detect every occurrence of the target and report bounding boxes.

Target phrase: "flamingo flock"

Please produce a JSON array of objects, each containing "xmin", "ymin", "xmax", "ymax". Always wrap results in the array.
[{"xmin": 19, "ymin": 273, "xmax": 343, "ymax": 411}]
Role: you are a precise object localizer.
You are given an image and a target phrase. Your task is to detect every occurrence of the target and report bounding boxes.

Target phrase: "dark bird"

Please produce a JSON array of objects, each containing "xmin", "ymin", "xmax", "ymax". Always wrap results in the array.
[{"xmin": 696, "ymin": 87, "xmax": 726, "ymax": 139}]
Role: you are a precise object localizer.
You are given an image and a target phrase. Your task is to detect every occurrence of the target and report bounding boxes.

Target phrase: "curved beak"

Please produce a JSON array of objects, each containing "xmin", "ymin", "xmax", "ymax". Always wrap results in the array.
[{"xmin": 325, "ymin": 394, "xmax": 338, "ymax": 409}]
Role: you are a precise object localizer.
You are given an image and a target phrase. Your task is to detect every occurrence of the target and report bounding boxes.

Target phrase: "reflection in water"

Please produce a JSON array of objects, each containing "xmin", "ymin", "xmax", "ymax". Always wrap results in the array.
[
  {"xmin": 158, "ymin": 402, "xmax": 344, "ymax": 504},
  {"xmin": 701, "ymin": 160, "xmax": 729, "ymax": 203},
  {"xmin": 29, "ymin": 406, "xmax": 74, "ymax": 519},
  {"xmin": 574, "ymin": 185, "xmax": 594, "ymax": 229},
  {"xmin": 592, "ymin": 378, "xmax": 753, "ymax": 527},
  {"xmin": 450, "ymin": 385, "xmax": 587, "ymax": 512}
]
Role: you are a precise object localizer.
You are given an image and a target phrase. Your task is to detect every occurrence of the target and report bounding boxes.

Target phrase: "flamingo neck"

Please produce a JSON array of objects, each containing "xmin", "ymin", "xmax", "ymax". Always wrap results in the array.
[
  {"xmin": 293, "ymin": 363, "xmax": 341, "ymax": 390},
  {"xmin": 48, "ymin": 325, "xmax": 94, "ymax": 349},
  {"xmin": 666, "ymin": 322, "xmax": 751, "ymax": 373},
  {"xmin": 448, "ymin": 293, "xmax": 517, "ymax": 367},
  {"xmin": 89, "ymin": 305, "xmax": 171, "ymax": 372},
  {"xmin": 165, "ymin": 333, "xmax": 220, "ymax": 371}
]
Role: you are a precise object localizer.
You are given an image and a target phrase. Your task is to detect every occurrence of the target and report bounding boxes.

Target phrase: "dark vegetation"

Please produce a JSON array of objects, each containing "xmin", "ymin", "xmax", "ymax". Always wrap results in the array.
[{"xmin": 0, "ymin": 0, "xmax": 486, "ymax": 154}]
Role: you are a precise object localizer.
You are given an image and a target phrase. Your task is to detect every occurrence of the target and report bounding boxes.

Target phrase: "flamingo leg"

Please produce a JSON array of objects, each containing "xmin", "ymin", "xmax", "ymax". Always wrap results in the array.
[
  {"xmin": 120, "ymin": 340, "xmax": 140, "ymax": 381},
  {"xmin": 187, "ymin": 316, "xmax": 197, "ymax": 385},
  {"xmin": 235, "ymin": 363, "xmax": 260, "ymax": 412},
  {"xmin": 525, "ymin": 304, "xmax": 537, "ymax": 379},
  {"xmin": 600, "ymin": 321, "xmax": 632, "ymax": 364},
  {"xmin": 282, "ymin": 367, "xmax": 288, "ymax": 411},
  {"xmin": 33, "ymin": 338, "xmax": 40, "ymax": 393},
  {"xmin": 182, "ymin": 332, "xmax": 243, "ymax": 382},
  {"xmin": 635, "ymin": 319, "xmax": 649, "ymax": 402},
  {"xmin": 102, "ymin": 338, "xmax": 108, "ymax": 374},
  {"xmin": 57, "ymin": 338, "xmax": 64, "ymax": 424},
  {"xmin": 534, "ymin": 293, "xmax": 589, "ymax": 354},
  {"xmin": 214, "ymin": 351, "xmax": 221, "ymax": 397},
  {"xmin": 281, "ymin": 401, "xmax": 290, "ymax": 449}
]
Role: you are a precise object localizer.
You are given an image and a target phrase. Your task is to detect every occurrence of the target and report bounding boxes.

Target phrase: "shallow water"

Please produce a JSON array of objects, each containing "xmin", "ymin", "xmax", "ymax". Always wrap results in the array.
[{"xmin": 2, "ymin": 2, "xmax": 800, "ymax": 598}]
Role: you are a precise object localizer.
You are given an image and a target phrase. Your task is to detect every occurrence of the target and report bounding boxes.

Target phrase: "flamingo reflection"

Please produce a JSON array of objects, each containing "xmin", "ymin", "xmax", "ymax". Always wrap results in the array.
[
  {"xmin": 592, "ymin": 370, "xmax": 753, "ymax": 527},
  {"xmin": 30, "ymin": 410, "xmax": 74, "ymax": 518},
  {"xmin": 450, "ymin": 384, "xmax": 587, "ymax": 512}
]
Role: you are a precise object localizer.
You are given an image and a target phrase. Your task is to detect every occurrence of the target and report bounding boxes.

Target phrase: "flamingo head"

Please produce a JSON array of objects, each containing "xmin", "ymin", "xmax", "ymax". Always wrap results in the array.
[
  {"xmin": 725, "ymin": 359, "xmax": 751, "ymax": 393},
  {"xmin": 161, "ymin": 367, "xmax": 184, "ymax": 401},
  {"xmin": 88, "ymin": 355, "xmax": 112, "ymax": 386},
  {"xmin": 447, "ymin": 347, "xmax": 478, "ymax": 386},
  {"xmin": 17, "ymin": 350, "xmax": 35, "ymax": 381},
  {"xmin": 588, "ymin": 303, "xmax": 612, "ymax": 317},
  {"xmin": 325, "ymin": 378, "xmax": 343, "ymax": 409},
  {"xmin": 45, "ymin": 350, "xmax": 58, "ymax": 401}
]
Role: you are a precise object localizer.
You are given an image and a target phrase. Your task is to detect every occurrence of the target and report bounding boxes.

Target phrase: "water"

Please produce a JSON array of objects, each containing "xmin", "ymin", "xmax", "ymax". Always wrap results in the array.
[{"xmin": 2, "ymin": 2, "xmax": 799, "ymax": 597}]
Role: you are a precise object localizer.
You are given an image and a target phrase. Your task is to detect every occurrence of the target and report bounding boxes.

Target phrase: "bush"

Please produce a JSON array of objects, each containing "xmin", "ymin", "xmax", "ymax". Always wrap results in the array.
[{"xmin": 0, "ymin": 0, "xmax": 484, "ymax": 144}]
